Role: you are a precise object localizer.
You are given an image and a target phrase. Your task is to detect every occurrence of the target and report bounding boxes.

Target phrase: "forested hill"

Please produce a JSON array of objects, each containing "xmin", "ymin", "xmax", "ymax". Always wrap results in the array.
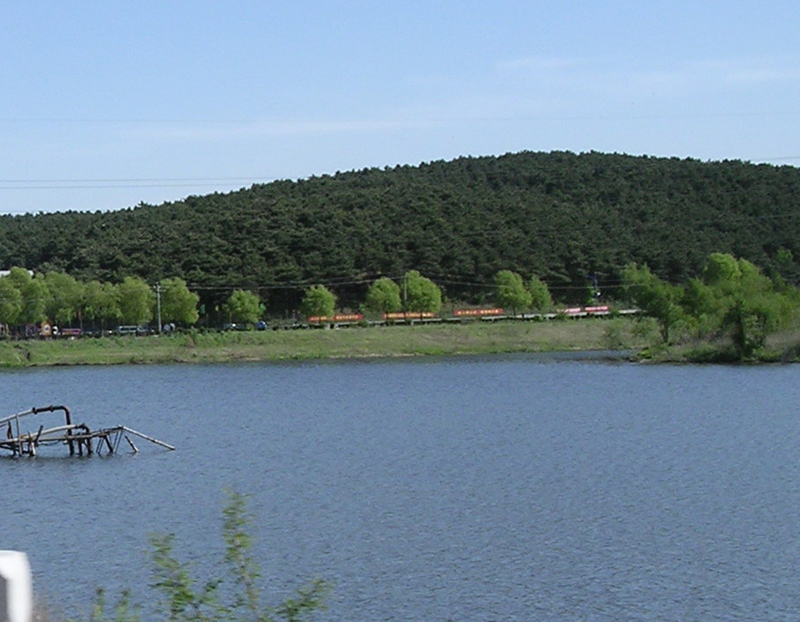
[{"xmin": 1, "ymin": 150, "xmax": 799, "ymax": 310}]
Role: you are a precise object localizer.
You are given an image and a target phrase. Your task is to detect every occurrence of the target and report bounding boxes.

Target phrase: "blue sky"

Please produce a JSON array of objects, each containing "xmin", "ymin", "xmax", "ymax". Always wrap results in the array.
[{"xmin": 1, "ymin": 1, "xmax": 798, "ymax": 214}]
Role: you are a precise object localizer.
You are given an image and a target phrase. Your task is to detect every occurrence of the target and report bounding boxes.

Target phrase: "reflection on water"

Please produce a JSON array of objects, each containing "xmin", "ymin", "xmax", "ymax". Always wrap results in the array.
[{"xmin": 2, "ymin": 355, "xmax": 800, "ymax": 621}]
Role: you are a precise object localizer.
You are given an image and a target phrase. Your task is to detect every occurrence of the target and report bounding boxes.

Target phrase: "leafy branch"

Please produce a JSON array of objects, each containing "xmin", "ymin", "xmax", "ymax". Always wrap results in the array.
[{"xmin": 74, "ymin": 491, "xmax": 330, "ymax": 622}]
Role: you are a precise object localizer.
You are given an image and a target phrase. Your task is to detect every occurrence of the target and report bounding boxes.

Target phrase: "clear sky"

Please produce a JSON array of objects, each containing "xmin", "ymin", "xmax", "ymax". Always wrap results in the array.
[{"xmin": 1, "ymin": 1, "xmax": 798, "ymax": 215}]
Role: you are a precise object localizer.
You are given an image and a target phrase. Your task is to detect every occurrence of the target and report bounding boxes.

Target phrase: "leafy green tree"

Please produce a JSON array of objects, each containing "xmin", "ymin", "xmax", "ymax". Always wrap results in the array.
[
  {"xmin": 4, "ymin": 267, "xmax": 35, "ymax": 293},
  {"xmin": 160, "ymin": 277, "xmax": 200, "ymax": 325},
  {"xmin": 681, "ymin": 277, "xmax": 720, "ymax": 336},
  {"xmin": 45, "ymin": 271, "xmax": 85, "ymax": 326},
  {"xmin": 2, "ymin": 152, "xmax": 800, "ymax": 317},
  {"xmin": 702, "ymin": 252, "xmax": 742, "ymax": 287},
  {"xmin": 682, "ymin": 278, "xmax": 718, "ymax": 318},
  {"xmin": 700, "ymin": 254, "xmax": 794, "ymax": 358},
  {"xmin": 6, "ymin": 268, "xmax": 49, "ymax": 325},
  {"xmin": 83, "ymin": 280, "xmax": 122, "ymax": 329},
  {"xmin": 118, "ymin": 276, "xmax": 155, "ymax": 326},
  {"xmin": 622, "ymin": 263, "xmax": 685, "ymax": 343},
  {"xmin": 494, "ymin": 270, "xmax": 531, "ymax": 316},
  {"xmin": 527, "ymin": 275, "xmax": 553, "ymax": 311},
  {"xmin": 403, "ymin": 270, "xmax": 442, "ymax": 314},
  {"xmin": 300, "ymin": 285, "xmax": 336, "ymax": 318},
  {"xmin": 0, "ymin": 278, "xmax": 22, "ymax": 329},
  {"xmin": 365, "ymin": 277, "xmax": 402, "ymax": 314},
  {"xmin": 225, "ymin": 290, "xmax": 261, "ymax": 324}
]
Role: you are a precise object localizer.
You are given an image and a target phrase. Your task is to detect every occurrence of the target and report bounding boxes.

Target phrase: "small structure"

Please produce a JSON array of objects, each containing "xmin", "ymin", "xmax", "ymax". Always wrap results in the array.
[
  {"xmin": 0, "ymin": 551, "xmax": 31, "ymax": 622},
  {"xmin": 0, "ymin": 405, "xmax": 174, "ymax": 457}
]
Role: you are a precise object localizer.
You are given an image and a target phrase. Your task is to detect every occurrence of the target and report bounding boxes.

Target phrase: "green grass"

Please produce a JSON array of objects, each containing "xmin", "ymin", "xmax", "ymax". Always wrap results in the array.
[
  {"xmin": 8, "ymin": 318, "xmax": 799, "ymax": 368},
  {"xmin": 0, "ymin": 319, "xmax": 644, "ymax": 368}
]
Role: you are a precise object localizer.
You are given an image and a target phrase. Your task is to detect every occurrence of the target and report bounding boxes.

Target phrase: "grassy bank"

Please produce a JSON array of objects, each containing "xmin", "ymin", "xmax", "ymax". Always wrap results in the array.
[
  {"xmin": 0, "ymin": 318, "xmax": 644, "ymax": 368},
  {"xmin": 5, "ymin": 317, "xmax": 799, "ymax": 368}
]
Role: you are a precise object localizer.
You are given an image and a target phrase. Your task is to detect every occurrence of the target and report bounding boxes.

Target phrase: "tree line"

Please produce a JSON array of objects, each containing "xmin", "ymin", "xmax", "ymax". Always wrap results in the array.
[
  {"xmin": 2, "ymin": 253, "xmax": 798, "ymax": 361},
  {"xmin": 0, "ymin": 266, "xmax": 559, "ymax": 333},
  {"xmin": 623, "ymin": 252, "xmax": 800, "ymax": 360},
  {"xmin": 1, "ymin": 151, "xmax": 799, "ymax": 318},
  {"xmin": 0, "ymin": 268, "xmax": 199, "ymax": 333}
]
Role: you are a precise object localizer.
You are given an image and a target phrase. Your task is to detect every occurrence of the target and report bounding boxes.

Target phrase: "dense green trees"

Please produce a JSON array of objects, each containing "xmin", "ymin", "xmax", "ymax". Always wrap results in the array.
[
  {"xmin": 83, "ymin": 280, "xmax": 121, "ymax": 328},
  {"xmin": 701, "ymin": 254, "xmax": 793, "ymax": 357},
  {"xmin": 492, "ymin": 271, "xmax": 553, "ymax": 315},
  {"xmin": 45, "ymin": 271, "xmax": 84, "ymax": 326},
  {"xmin": 623, "ymin": 252, "xmax": 799, "ymax": 359},
  {"xmin": 623, "ymin": 264, "xmax": 685, "ymax": 343},
  {"xmin": 0, "ymin": 247, "xmax": 798, "ymax": 362},
  {"xmin": 7, "ymin": 268, "xmax": 48, "ymax": 325},
  {"xmin": 2, "ymin": 141, "xmax": 800, "ymax": 347},
  {"xmin": 2, "ymin": 151, "xmax": 799, "ymax": 315},
  {"xmin": 0, "ymin": 269, "xmax": 199, "ymax": 334},
  {"xmin": 0, "ymin": 278, "xmax": 22, "ymax": 327}
]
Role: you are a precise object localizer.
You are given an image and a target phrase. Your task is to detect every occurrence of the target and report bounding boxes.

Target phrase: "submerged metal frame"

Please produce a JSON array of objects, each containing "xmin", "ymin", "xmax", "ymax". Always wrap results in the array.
[{"xmin": 0, "ymin": 405, "xmax": 174, "ymax": 457}]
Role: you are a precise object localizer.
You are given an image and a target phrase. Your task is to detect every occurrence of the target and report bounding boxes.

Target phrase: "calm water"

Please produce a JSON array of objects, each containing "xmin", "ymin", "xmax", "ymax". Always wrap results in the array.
[{"xmin": 2, "ymin": 355, "xmax": 800, "ymax": 621}]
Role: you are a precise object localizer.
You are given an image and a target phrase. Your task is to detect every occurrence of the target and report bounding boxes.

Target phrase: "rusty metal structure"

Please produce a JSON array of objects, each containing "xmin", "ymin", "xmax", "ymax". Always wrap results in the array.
[{"xmin": 0, "ymin": 405, "xmax": 174, "ymax": 457}]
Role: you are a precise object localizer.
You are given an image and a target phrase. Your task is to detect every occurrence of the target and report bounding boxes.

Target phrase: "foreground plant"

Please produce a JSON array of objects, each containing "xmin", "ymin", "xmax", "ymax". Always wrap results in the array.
[{"xmin": 77, "ymin": 491, "xmax": 330, "ymax": 622}]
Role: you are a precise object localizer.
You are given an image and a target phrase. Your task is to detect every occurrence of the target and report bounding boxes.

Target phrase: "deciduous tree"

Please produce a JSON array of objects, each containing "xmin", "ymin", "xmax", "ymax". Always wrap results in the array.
[
  {"xmin": 622, "ymin": 263, "xmax": 684, "ymax": 343},
  {"xmin": 0, "ymin": 278, "xmax": 22, "ymax": 330},
  {"xmin": 403, "ymin": 271, "xmax": 442, "ymax": 314},
  {"xmin": 300, "ymin": 285, "xmax": 336, "ymax": 318},
  {"xmin": 494, "ymin": 270, "xmax": 531, "ymax": 316},
  {"xmin": 118, "ymin": 276, "xmax": 155, "ymax": 326},
  {"xmin": 701, "ymin": 254, "xmax": 793, "ymax": 358},
  {"xmin": 44, "ymin": 271, "xmax": 85, "ymax": 326},
  {"xmin": 6, "ymin": 268, "xmax": 49, "ymax": 325},
  {"xmin": 365, "ymin": 277, "xmax": 402, "ymax": 314},
  {"xmin": 160, "ymin": 277, "xmax": 200, "ymax": 325},
  {"xmin": 83, "ymin": 280, "xmax": 121, "ymax": 329},
  {"xmin": 527, "ymin": 275, "xmax": 553, "ymax": 311},
  {"xmin": 225, "ymin": 290, "xmax": 261, "ymax": 324}
]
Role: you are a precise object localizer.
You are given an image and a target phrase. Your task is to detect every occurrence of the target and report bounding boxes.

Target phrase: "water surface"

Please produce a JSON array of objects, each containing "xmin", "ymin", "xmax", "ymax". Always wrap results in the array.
[{"xmin": 2, "ymin": 355, "xmax": 799, "ymax": 621}]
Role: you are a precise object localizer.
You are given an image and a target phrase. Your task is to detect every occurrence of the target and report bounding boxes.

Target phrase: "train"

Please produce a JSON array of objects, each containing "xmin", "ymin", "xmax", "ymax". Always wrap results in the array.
[{"xmin": 305, "ymin": 305, "xmax": 628, "ymax": 326}]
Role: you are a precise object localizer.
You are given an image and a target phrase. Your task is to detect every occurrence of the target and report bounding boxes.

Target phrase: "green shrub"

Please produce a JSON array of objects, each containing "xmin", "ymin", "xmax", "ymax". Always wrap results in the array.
[{"xmin": 73, "ymin": 491, "xmax": 330, "ymax": 622}]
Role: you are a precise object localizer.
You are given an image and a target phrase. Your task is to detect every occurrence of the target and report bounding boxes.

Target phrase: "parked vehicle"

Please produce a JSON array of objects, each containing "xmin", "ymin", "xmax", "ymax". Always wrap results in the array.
[{"xmin": 115, "ymin": 325, "xmax": 148, "ymax": 335}]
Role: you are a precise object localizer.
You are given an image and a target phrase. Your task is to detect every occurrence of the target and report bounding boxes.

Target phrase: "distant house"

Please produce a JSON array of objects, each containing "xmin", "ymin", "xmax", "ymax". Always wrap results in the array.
[{"xmin": 0, "ymin": 269, "xmax": 33, "ymax": 278}]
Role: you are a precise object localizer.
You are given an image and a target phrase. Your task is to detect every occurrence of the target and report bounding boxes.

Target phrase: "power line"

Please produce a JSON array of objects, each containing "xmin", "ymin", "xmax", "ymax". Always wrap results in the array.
[{"xmin": 0, "ymin": 176, "xmax": 275, "ymax": 191}]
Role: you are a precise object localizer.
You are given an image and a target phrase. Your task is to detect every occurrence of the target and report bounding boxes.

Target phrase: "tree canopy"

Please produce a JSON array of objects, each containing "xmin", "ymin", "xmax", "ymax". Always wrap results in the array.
[
  {"xmin": 225, "ymin": 289, "xmax": 261, "ymax": 324},
  {"xmin": 1, "ymin": 151, "xmax": 800, "ymax": 317},
  {"xmin": 494, "ymin": 270, "xmax": 531, "ymax": 315},
  {"xmin": 300, "ymin": 285, "xmax": 336, "ymax": 318},
  {"xmin": 622, "ymin": 252, "xmax": 799, "ymax": 359},
  {"xmin": 365, "ymin": 277, "xmax": 402, "ymax": 315},
  {"xmin": 117, "ymin": 276, "xmax": 155, "ymax": 325},
  {"xmin": 160, "ymin": 277, "xmax": 200, "ymax": 325},
  {"xmin": 403, "ymin": 271, "xmax": 442, "ymax": 314}
]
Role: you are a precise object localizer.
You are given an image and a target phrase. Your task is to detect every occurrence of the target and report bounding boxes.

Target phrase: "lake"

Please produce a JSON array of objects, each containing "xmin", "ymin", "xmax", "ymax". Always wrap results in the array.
[{"xmin": 2, "ymin": 354, "xmax": 800, "ymax": 621}]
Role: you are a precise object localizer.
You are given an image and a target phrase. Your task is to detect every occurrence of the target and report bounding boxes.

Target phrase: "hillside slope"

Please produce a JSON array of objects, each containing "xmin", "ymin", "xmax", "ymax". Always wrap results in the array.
[{"xmin": 1, "ymin": 151, "xmax": 798, "ymax": 310}]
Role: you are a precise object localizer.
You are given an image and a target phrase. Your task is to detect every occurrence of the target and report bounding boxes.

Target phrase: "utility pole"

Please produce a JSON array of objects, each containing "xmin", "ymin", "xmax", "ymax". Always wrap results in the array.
[{"xmin": 155, "ymin": 283, "xmax": 162, "ymax": 333}]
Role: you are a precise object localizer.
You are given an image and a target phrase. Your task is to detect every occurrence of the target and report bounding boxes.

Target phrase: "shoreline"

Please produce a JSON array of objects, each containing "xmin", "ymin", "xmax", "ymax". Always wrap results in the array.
[
  {"xmin": 1, "ymin": 318, "xmax": 796, "ymax": 369},
  {"xmin": 0, "ymin": 319, "xmax": 641, "ymax": 368}
]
